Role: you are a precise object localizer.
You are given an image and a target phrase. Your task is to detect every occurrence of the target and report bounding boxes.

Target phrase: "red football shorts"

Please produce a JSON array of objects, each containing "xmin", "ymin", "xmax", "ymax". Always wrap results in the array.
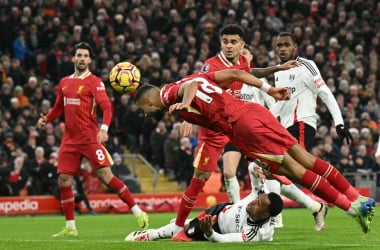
[
  {"xmin": 231, "ymin": 105, "xmax": 297, "ymax": 174},
  {"xmin": 193, "ymin": 136, "xmax": 230, "ymax": 171},
  {"xmin": 58, "ymin": 143, "xmax": 113, "ymax": 176}
]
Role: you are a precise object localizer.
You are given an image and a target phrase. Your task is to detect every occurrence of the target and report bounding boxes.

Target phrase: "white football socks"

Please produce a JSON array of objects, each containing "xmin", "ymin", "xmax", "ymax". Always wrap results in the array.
[{"xmin": 224, "ymin": 176, "xmax": 240, "ymax": 203}]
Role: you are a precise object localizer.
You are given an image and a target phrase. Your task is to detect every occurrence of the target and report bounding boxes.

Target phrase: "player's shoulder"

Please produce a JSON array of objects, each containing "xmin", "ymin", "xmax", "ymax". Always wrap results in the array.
[
  {"xmin": 296, "ymin": 56, "xmax": 319, "ymax": 76},
  {"xmin": 201, "ymin": 55, "xmax": 220, "ymax": 73}
]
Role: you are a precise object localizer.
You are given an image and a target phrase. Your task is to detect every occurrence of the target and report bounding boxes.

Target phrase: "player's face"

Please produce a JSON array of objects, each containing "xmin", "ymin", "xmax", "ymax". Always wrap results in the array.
[
  {"xmin": 136, "ymin": 98, "xmax": 166, "ymax": 121},
  {"xmin": 241, "ymin": 48, "xmax": 253, "ymax": 65},
  {"xmin": 220, "ymin": 34, "xmax": 245, "ymax": 63},
  {"xmin": 72, "ymin": 49, "xmax": 91, "ymax": 72},
  {"xmin": 276, "ymin": 36, "xmax": 297, "ymax": 63},
  {"xmin": 246, "ymin": 194, "xmax": 271, "ymax": 221}
]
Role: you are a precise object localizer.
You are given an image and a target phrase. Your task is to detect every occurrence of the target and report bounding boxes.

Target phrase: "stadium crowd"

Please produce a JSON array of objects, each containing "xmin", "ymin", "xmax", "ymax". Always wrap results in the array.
[{"xmin": 0, "ymin": 0, "xmax": 380, "ymax": 196}]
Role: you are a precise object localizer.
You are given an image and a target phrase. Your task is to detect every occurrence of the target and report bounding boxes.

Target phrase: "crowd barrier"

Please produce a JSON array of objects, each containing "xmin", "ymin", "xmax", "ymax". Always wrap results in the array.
[{"xmin": 0, "ymin": 188, "xmax": 370, "ymax": 215}]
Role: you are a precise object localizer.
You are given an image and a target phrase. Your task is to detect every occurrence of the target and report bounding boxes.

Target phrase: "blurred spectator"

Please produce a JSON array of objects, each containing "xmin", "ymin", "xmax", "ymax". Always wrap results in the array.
[
  {"xmin": 121, "ymin": 102, "xmax": 145, "ymax": 153},
  {"xmin": 27, "ymin": 146, "xmax": 46, "ymax": 195},
  {"xmin": 13, "ymin": 85, "xmax": 29, "ymax": 108},
  {"xmin": 110, "ymin": 153, "xmax": 141, "ymax": 193},
  {"xmin": 40, "ymin": 151, "xmax": 59, "ymax": 196},
  {"xmin": 7, "ymin": 156, "xmax": 34, "ymax": 196},
  {"xmin": 150, "ymin": 120, "xmax": 168, "ymax": 173},
  {"xmin": 163, "ymin": 127, "xmax": 180, "ymax": 179},
  {"xmin": 173, "ymin": 137, "xmax": 194, "ymax": 188}
]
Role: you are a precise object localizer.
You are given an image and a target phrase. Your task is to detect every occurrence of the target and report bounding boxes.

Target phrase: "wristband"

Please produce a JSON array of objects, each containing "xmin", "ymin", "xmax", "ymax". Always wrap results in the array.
[
  {"xmin": 260, "ymin": 81, "xmax": 272, "ymax": 93},
  {"xmin": 100, "ymin": 124, "xmax": 109, "ymax": 132}
]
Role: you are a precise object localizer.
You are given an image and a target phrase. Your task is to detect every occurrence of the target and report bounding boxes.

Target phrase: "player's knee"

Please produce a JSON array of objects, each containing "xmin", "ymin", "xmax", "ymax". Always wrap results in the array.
[
  {"xmin": 58, "ymin": 173, "xmax": 73, "ymax": 187},
  {"xmin": 223, "ymin": 169, "xmax": 236, "ymax": 179},
  {"xmin": 193, "ymin": 169, "xmax": 212, "ymax": 181}
]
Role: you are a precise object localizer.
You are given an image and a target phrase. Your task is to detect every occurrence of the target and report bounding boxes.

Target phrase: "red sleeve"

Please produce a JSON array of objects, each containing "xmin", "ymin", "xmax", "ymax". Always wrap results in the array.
[
  {"xmin": 46, "ymin": 82, "xmax": 64, "ymax": 122},
  {"xmin": 91, "ymin": 80, "xmax": 112, "ymax": 126},
  {"xmin": 98, "ymin": 99, "xmax": 112, "ymax": 126},
  {"xmin": 203, "ymin": 71, "xmax": 216, "ymax": 82},
  {"xmin": 161, "ymin": 83, "xmax": 182, "ymax": 107}
]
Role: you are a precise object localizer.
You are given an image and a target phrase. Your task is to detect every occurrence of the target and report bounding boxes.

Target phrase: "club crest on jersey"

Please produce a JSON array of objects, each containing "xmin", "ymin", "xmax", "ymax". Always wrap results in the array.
[
  {"xmin": 203, "ymin": 157, "xmax": 210, "ymax": 165},
  {"xmin": 77, "ymin": 85, "xmax": 84, "ymax": 94},
  {"xmin": 201, "ymin": 64, "xmax": 210, "ymax": 73}
]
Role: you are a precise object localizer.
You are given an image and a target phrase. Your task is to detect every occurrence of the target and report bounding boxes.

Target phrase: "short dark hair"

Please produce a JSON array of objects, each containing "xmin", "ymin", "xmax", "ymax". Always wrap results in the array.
[
  {"xmin": 278, "ymin": 32, "xmax": 297, "ymax": 44},
  {"xmin": 243, "ymin": 44, "xmax": 252, "ymax": 54},
  {"xmin": 135, "ymin": 84, "xmax": 158, "ymax": 102},
  {"xmin": 71, "ymin": 42, "xmax": 94, "ymax": 58},
  {"xmin": 219, "ymin": 24, "xmax": 245, "ymax": 40},
  {"xmin": 267, "ymin": 192, "xmax": 283, "ymax": 217}
]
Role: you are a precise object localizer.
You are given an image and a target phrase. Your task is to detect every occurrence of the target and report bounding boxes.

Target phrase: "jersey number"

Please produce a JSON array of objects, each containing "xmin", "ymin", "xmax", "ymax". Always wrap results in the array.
[
  {"xmin": 193, "ymin": 77, "xmax": 223, "ymax": 104},
  {"xmin": 96, "ymin": 149, "xmax": 105, "ymax": 161}
]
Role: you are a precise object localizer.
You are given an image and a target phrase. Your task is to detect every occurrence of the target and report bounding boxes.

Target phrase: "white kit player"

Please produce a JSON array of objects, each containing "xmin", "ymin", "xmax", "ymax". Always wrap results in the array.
[
  {"xmin": 271, "ymin": 32, "xmax": 353, "ymax": 151},
  {"xmin": 125, "ymin": 163, "xmax": 283, "ymax": 243}
]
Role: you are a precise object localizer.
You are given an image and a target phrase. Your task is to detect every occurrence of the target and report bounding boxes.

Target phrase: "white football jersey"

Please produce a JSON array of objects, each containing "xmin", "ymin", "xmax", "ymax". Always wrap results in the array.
[
  {"xmin": 240, "ymin": 78, "xmax": 275, "ymax": 109},
  {"xmin": 217, "ymin": 186, "xmax": 275, "ymax": 242},
  {"xmin": 271, "ymin": 56, "xmax": 343, "ymax": 130}
]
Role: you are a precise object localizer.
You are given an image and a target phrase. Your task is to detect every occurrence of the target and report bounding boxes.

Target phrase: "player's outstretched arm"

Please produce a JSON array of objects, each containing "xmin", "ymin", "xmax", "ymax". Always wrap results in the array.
[
  {"xmin": 215, "ymin": 69, "xmax": 290, "ymax": 100},
  {"xmin": 250, "ymin": 60, "xmax": 301, "ymax": 78}
]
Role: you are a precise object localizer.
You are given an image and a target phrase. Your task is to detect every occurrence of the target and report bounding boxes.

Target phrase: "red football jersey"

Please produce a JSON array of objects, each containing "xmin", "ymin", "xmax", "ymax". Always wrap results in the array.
[
  {"xmin": 198, "ymin": 52, "xmax": 249, "ymax": 144},
  {"xmin": 160, "ymin": 73, "xmax": 252, "ymax": 138},
  {"xmin": 46, "ymin": 72, "xmax": 111, "ymax": 144}
]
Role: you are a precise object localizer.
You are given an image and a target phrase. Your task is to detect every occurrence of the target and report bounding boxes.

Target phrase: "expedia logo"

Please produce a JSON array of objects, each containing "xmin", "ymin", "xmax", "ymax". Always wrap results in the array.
[{"xmin": 0, "ymin": 200, "xmax": 38, "ymax": 213}]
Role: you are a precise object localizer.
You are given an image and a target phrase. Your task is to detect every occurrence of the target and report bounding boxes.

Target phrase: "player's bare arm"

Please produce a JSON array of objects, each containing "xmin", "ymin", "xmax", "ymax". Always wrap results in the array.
[
  {"xmin": 38, "ymin": 113, "xmax": 48, "ymax": 129},
  {"xmin": 215, "ymin": 69, "xmax": 290, "ymax": 100},
  {"xmin": 249, "ymin": 60, "xmax": 301, "ymax": 78},
  {"xmin": 97, "ymin": 129, "xmax": 109, "ymax": 144},
  {"xmin": 169, "ymin": 80, "xmax": 198, "ymax": 114}
]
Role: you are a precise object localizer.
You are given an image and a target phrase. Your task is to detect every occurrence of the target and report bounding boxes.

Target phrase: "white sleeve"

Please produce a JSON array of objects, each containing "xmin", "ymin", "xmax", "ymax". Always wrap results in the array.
[
  {"xmin": 205, "ymin": 231, "xmax": 248, "ymax": 242},
  {"xmin": 317, "ymin": 84, "xmax": 344, "ymax": 126},
  {"xmin": 303, "ymin": 60, "xmax": 344, "ymax": 126}
]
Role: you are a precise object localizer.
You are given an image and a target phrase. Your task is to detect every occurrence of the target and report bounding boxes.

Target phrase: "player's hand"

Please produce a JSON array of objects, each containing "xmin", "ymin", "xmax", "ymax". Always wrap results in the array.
[
  {"xmin": 180, "ymin": 121, "xmax": 193, "ymax": 136},
  {"xmin": 168, "ymin": 103, "xmax": 189, "ymax": 114},
  {"xmin": 97, "ymin": 129, "xmax": 109, "ymax": 144},
  {"xmin": 278, "ymin": 60, "xmax": 301, "ymax": 70},
  {"xmin": 268, "ymin": 87, "xmax": 290, "ymax": 100},
  {"xmin": 38, "ymin": 113, "xmax": 48, "ymax": 129},
  {"xmin": 336, "ymin": 124, "xmax": 353, "ymax": 144},
  {"xmin": 251, "ymin": 163, "xmax": 266, "ymax": 184},
  {"xmin": 199, "ymin": 215, "xmax": 217, "ymax": 238}
]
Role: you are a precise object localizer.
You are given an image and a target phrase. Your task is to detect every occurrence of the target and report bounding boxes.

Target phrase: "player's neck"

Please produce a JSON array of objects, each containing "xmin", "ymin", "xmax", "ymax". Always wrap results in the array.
[{"xmin": 73, "ymin": 69, "xmax": 90, "ymax": 78}]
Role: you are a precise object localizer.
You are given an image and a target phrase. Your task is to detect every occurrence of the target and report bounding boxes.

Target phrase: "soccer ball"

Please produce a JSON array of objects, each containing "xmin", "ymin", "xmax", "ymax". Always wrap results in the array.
[{"xmin": 109, "ymin": 62, "xmax": 141, "ymax": 93}]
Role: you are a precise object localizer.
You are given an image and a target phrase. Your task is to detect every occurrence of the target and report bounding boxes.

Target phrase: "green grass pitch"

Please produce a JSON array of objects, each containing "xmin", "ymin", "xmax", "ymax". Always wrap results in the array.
[{"xmin": 0, "ymin": 207, "xmax": 378, "ymax": 250}]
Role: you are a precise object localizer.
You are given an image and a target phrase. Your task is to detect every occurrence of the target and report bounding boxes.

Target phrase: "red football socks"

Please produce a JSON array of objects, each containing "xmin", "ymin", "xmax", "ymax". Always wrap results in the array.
[
  {"xmin": 312, "ymin": 158, "xmax": 359, "ymax": 201},
  {"xmin": 175, "ymin": 178, "xmax": 206, "ymax": 227},
  {"xmin": 60, "ymin": 186, "xmax": 75, "ymax": 221},
  {"xmin": 300, "ymin": 170, "xmax": 351, "ymax": 211},
  {"xmin": 109, "ymin": 176, "xmax": 136, "ymax": 207}
]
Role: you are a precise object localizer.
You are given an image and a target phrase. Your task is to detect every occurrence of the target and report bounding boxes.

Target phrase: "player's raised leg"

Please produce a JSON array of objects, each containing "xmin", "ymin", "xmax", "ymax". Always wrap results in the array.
[
  {"xmin": 95, "ymin": 166, "xmax": 149, "ymax": 229},
  {"xmin": 279, "ymin": 145, "xmax": 374, "ymax": 233}
]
